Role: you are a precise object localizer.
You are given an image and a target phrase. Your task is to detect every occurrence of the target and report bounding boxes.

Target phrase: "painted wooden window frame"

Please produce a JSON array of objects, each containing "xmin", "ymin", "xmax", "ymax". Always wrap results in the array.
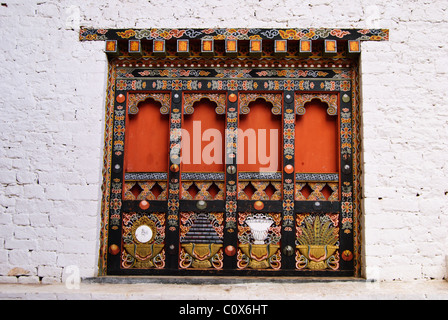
[{"xmin": 80, "ymin": 28, "xmax": 388, "ymax": 277}]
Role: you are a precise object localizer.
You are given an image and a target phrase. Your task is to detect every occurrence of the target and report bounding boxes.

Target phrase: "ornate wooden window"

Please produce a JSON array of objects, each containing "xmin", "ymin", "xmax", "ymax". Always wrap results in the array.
[{"xmin": 81, "ymin": 28, "xmax": 388, "ymax": 277}]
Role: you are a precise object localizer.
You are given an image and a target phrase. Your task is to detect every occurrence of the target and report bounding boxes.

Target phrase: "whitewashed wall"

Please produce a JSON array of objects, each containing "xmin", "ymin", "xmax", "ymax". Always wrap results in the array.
[{"xmin": 0, "ymin": 0, "xmax": 447, "ymax": 283}]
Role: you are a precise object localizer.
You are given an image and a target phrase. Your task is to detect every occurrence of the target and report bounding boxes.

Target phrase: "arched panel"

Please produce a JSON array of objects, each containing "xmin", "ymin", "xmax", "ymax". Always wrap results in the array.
[
  {"xmin": 238, "ymin": 99, "xmax": 282, "ymax": 173},
  {"xmin": 294, "ymin": 98, "xmax": 338, "ymax": 173},
  {"xmin": 124, "ymin": 99, "xmax": 170, "ymax": 173},
  {"xmin": 181, "ymin": 98, "xmax": 225, "ymax": 172}
]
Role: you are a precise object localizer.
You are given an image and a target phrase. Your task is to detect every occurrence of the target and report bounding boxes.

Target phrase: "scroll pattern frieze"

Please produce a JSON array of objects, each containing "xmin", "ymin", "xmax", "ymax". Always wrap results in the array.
[
  {"xmin": 183, "ymin": 93, "xmax": 226, "ymax": 115},
  {"xmin": 128, "ymin": 93, "xmax": 171, "ymax": 115},
  {"xmin": 295, "ymin": 93, "xmax": 338, "ymax": 116},
  {"xmin": 239, "ymin": 93, "xmax": 283, "ymax": 115}
]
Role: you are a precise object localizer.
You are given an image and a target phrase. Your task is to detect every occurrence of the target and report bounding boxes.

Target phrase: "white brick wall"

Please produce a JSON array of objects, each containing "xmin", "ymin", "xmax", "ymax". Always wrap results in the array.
[{"xmin": 0, "ymin": 0, "xmax": 447, "ymax": 283}]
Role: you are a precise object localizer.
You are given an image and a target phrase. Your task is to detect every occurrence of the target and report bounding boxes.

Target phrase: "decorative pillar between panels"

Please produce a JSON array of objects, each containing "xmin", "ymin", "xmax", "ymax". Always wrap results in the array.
[
  {"xmin": 224, "ymin": 91, "xmax": 238, "ymax": 269},
  {"xmin": 166, "ymin": 90, "xmax": 182, "ymax": 269},
  {"xmin": 281, "ymin": 91, "xmax": 295, "ymax": 269}
]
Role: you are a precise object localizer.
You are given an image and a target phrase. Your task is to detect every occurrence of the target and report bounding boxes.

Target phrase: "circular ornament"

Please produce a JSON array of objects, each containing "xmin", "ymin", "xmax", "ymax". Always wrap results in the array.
[
  {"xmin": 132, "ymin": 216, "xmax": 157, "ymax": 244},
  {"xmin": 139, "ymin": 200, "xmax": 150, "ymax": 210},
  {"xmin": 170, "ymin": 164, "xmax": 180, "ymax": 172},
  {"xmin": 342, "ymin": 164, "xmax": 351, "ymax": 174},
  {"xmin": 108, "ymin": 244, "xmax": 120, "ymax": 255},
  {"xmin": 197, "ymin": 200, "xmax": 207, "ymax": 210},
  {"xmin": 116, "ymin": 94, "xmax": 125, "ymax": 103},
  {"xmin": 173, "ymin": 93, "xmax": 181, "ymax": 103},
  {"xmin": 284, "ymin": 164, "xmax": 294, "ymax": 174},
  {"xmin": 225, "ymin": 245, "xmax": 236, "ymax": 256},
  {"xmin": 227, "ymin": 165, "xmax": 236, "ymax": 174},
  {"xmin": 135, "ymin": 225, "xmax": 154, "ymax": 244},
  {"xmin": 282, "ymin": 245, "xmax": 294, "ymax": 257},
  {"xmin": 285, "ymin": 94, "xmax": 293, "ymax": 104},
  {"xmin": 228, "ymin": 93, "xmax": 237, "ymax": 103},
  {"xmin": 254, "ymin": 200, "xmax": 264, "ymax": 210},
  {"xmin": 341, "ymin": 250, "xmax": 353, "ymax": 261}
]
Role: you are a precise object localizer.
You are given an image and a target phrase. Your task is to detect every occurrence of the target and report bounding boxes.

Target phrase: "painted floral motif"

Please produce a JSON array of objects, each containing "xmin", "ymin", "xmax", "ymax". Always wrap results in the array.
[
  {"xmin": 167, "ymin": 106, "xmax": 182, "ymax": 229},
  {"xmin": 296, "ymin": 214, "xmax": 339, "ymax": 270},
  {"xmin": 110, "ymin": 178, "xmax": 122, "ymax": 228},
  {"xmin": 341, "ymin": 182, "xmax": 353, "ymax": 232},
  {"xmin": 341, "ymin": 107, "xmax": 352, "ymax": 159},
  {"xmin": 146, "ymin": 79, "xmax": 353, "ymax": 92},
  {"xmin": 282, "ymin": 103, "xmax": 295, "ymax": 230},
  {"xmin": 225, "ymin": 101, "xmax": 238, "ymax": 230},
  {"xmin": 113, "ymin": 109, "xmax": 125, "ymax": 155},
  {"xmin": 283, "ymin": 111, "xmax": 295, "ymax": 160},
  {"xmin": 207, "ymin": 80, "xmax": 255, "ymax": 91},
  {"xmin": 116, "ymin": 79, "xmax": 144, "ymax": 90},
  {"xmin": 154, "ymin": 79, "xmax": 200, "ymax": 90}
]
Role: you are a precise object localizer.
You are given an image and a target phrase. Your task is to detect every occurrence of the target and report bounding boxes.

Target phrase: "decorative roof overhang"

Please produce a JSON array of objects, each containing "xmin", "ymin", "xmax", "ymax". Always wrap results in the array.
[
  {"xmin": 80, "ymin": 28, "xmax": 389, "ymax": 41},
  {"xmin": 79, "ymin": 28, "xmax": 388, "ymax": 58}
]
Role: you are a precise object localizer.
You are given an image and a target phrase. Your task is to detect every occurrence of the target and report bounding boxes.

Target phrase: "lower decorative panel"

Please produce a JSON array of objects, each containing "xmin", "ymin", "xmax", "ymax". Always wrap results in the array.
[
  {"xmin": 121, "ymin": 212, "xmax": 166, "ymax": 269},
  {"xmin": 179, "ymin": 212, "xmax": 224, "ymax": 270},
  {"xmin": 116, "ymin": 211, "xmax": 344, "ymax": 273},
  {"xmin": 295, "ymin": 213, "xmax": 340, "ymax": 270},
  {"xmin": 237, "ymin": 212, "xmax": 282, "ymax": 270}
]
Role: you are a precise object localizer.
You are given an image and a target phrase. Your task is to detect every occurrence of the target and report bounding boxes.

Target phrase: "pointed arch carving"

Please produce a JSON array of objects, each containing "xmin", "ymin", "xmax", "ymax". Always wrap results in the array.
[
  {"xmin": 128, "ymin": 93, "xmax": 171, "ymax": 115},
  {"xmin": 239, "ymin": 93, "xmax": 283, "ymax": 115},
  {"xmin": 183, "ymin": 93, "xmax": 226, "ymax": 115},
  {"xmin": 294, "ymin": 93, "xmax": 338, "ymax": 116}
]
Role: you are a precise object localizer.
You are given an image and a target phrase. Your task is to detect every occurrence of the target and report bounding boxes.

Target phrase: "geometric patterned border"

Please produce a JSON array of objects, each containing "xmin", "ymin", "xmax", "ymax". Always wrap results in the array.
[{"xmin": 124, "ymin": 172, "xmax": 339, "ymax": 182}]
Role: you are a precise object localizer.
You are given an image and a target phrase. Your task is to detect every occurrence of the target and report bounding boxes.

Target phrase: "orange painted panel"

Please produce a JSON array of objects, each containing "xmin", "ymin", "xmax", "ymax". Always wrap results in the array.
[
  {"xmin": 124, "ymin": 100, "xmax": 170, "ymax": 172},
  {"xmin": 182, "ymin": 100, "xmax": 225, "ymax": 172},
  {"xmin": 238, "ymin": 100, "xmax": 282, "ymax": 172},
  {"xmin": 295, "ymin": 100, "xmax": 338, "ymax": 173}
]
